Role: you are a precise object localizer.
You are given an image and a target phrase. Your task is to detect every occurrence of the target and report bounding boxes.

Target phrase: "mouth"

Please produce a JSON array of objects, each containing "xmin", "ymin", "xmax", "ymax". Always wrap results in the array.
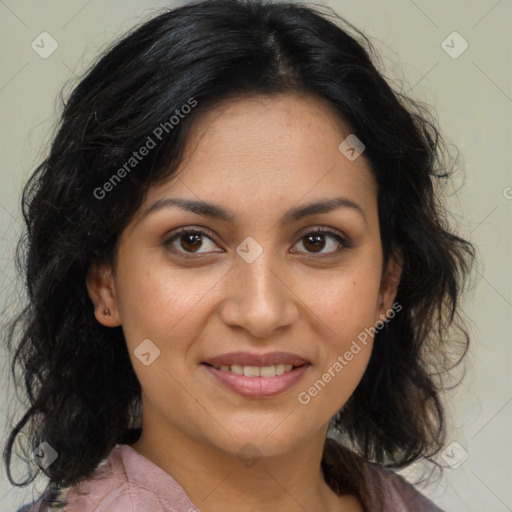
[
  {"xmin": 200, "ymin": 352, "xmax": 311, "ymax": 398},
  {"xmin": 202, "ymin": 362, "xmax": 305, "ymax": 377}
]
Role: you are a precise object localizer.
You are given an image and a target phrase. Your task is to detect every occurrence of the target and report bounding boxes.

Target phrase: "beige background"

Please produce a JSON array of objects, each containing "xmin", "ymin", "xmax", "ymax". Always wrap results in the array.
[{"xmin": 1, "ymin": 0, "xmax": 511, "ymax": 510}]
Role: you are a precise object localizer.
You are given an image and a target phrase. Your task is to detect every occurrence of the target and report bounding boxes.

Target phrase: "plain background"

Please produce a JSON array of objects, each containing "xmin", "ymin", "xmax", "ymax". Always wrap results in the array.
[{"xmin": 0, "ymin": 1, "xmax": 510, "ymax": 510}]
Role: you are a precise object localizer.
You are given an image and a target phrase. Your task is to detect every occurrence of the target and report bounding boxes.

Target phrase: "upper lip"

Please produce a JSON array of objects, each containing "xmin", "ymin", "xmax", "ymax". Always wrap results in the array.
[{"xmin": 202, "ymin": 351, "xmax": 310, "ymax": 367}]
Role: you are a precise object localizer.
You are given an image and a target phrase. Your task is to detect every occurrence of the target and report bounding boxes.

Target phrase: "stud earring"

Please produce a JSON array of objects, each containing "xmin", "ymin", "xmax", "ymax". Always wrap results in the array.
[{"xmin": 103, "ymin": 309, "xmax": 111, "ymax": 316}]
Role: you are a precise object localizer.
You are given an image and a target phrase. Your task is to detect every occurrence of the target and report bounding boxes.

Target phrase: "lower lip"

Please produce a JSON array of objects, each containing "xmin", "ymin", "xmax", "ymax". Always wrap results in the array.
[{"xmin": 201, "ymin": 363, "xmax": 310, "ymax": 398}]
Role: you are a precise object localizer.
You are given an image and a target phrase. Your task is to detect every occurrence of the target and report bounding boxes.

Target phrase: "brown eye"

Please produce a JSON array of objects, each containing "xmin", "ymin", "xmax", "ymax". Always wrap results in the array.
[
  {"xmin": 302, "ymin": 233, "xmax": 327, "ymax": 253},
  {"xmin": 293, "ymin": 228, "xmax": 349, "ymax": 256},
  {"xmin": 178, "ymin": 233, "xmax": 203, "ymax": 252},
  {"xmin": 164, "ymin": 228, "xmax": 220, "ymax": 255}
]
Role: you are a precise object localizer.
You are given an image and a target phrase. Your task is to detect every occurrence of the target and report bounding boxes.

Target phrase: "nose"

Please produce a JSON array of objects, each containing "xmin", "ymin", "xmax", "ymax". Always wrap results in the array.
[{"xmin": 218, "ymin": 246, "xmax": 300, "ymax": 339}]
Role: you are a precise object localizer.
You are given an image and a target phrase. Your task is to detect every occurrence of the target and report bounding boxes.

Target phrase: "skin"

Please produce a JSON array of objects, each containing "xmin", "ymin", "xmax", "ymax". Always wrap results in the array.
[{"xmin": 87, "ymin": 93, "xmax": 402, "ymax": 512}]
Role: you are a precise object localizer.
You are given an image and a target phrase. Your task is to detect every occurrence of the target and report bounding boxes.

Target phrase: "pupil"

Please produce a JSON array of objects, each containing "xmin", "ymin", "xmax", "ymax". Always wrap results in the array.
[
  {"xmin": 182, "ymin": 234, "xmax": 202, "ymax": 252},
  {"xmin": 304, "ymin": 234, "xmax": 325, "ymax": 253}
]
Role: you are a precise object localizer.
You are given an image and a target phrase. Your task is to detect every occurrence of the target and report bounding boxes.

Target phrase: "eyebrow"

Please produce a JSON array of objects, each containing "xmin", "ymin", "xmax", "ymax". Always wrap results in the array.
[{"xmin": 141, "ymin": 196, "xmax": 367, "ymax": 225}]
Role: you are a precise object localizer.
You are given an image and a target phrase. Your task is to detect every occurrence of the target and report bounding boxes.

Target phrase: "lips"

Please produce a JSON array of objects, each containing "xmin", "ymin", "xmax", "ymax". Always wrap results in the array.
[{"xmin": 200, "ymin": 351, "xmax": 311, "ymax": 398}]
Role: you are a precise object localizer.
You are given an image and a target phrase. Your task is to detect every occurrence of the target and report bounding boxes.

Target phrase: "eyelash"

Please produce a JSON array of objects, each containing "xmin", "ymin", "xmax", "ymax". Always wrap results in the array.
[{"xmin": 163, "ymin": 226, "xmax": 350, "ymax": 258}]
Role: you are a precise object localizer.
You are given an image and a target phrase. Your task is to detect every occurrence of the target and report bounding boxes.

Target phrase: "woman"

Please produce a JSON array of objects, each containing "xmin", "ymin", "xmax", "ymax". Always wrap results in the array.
[{"xmin": 4, "ymin": 0, "xmax": 475, "ymax": 510}]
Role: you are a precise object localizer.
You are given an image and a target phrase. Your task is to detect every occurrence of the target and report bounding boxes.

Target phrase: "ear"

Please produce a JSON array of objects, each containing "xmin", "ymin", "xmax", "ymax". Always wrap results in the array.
[
  {"xmin": 86, "ymin": 262, "xmax": 121, "ymax": 327},
  {"xmin": 377, "ymin": 247, "xmax": 402, "ymax": 321}
]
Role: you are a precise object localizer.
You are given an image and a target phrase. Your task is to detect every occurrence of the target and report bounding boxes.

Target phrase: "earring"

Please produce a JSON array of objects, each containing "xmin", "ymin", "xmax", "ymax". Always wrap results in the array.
[{"xmin": 103, "ymin": 309, "xmax": 111, "ymax": 316}]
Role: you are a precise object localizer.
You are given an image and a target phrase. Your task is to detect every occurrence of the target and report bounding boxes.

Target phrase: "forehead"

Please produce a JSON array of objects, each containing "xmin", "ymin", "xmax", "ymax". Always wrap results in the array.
[{"xmin": 137, "ymin": 93, "xmax": 377, "ymax": 225}]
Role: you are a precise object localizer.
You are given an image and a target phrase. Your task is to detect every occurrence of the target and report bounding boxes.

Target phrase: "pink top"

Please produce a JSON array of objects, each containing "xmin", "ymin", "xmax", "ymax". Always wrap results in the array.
[{"xmin": 17, "ymin": 444, "xmax": 444, "ymax": 511}]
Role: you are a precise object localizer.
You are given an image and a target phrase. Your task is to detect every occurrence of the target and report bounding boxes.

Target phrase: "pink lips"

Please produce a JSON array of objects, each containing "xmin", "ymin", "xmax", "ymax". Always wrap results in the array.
[{"xmin": 201, "ymin": 351, "xmax": 311, "ymax": 398}]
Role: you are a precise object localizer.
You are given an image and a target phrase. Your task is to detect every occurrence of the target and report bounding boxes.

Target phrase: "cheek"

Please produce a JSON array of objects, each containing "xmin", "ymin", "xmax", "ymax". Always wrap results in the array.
[
  {"xmin": 115, "ymin": 251, "xmax": 228, "ymax": 365},
  {"xmin": 297, "ymin": 257, "xmax": 381, "ymax": 404},
  {"xmin": 307, "ymin": 263, "xmax": 382, "ymax": 340},
  {"xmin": 114, "ymin": 254, "xmax": 196, "ymax": 345},
  {"xmin": 296, "ymin": 325, "xmax": 374, "ymax": 422},
  {"xmin": 297, "ymin": 300, "xmax": 375, "ymax": 419}
]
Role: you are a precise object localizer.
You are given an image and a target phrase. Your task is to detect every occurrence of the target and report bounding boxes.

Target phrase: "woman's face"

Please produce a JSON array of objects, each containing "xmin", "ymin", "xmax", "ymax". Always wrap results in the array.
[{"xmin": 88, "ymin": 93, "xmax": 400, "ymax": 460}]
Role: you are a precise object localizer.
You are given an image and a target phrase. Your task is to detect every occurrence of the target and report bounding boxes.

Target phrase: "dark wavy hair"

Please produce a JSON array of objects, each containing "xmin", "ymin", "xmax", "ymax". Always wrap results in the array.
[{"xmin": 2, "ymin": 0, "xmax": 475, "ymax": 503}]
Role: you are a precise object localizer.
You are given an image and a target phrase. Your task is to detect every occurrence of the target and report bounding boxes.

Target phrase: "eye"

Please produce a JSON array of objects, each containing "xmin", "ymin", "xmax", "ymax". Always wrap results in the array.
[
  {"xmin": 163, "ymin": 226, "xmax": 350, "ymax": 258},
  {"xmin": 292, "ymin": 227, "xmax": 349, "ymax": 256},
  {"xmin": 164, "ymin": 228, "xmax": 221, "ymax": 256}
]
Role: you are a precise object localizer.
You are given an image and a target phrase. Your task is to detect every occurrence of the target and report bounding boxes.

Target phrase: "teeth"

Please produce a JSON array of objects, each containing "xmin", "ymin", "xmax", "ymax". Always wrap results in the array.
[
  {"xmin": 243, "ymin": 365, "xmax": 260, "ymax": 377},
  {"xmin": 211, "ymin": 363, "xmax": 295, "ymax": 377},
  {"xmin": 230, "ymin": 364, "xmax": 244, "ymax": 375},
  {"xmin": 275, "ymin": 364, "xmax": 286, "ymax": 375},
  {"xmin": 260, "ymin": 365, "xmax": 277, "ymax": 377}
]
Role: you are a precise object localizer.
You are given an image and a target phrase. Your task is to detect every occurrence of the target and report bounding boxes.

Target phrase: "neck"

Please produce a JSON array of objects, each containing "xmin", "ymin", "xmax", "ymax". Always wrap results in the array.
[{"xmin": 129, "ymin": 418, "xmax": 363, "ymax": 512}]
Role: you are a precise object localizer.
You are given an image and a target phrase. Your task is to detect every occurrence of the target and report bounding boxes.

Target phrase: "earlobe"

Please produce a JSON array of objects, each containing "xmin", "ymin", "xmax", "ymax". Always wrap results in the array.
[{"xmin": 86, "ymin": 263, "xmax": 121, "ymax": 327}]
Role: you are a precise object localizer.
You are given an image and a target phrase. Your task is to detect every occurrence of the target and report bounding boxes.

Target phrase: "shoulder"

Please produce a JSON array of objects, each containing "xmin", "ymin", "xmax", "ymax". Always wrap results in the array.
[
  {"xmin": 15, "ymin": 445, "xmax": 130, "ymax": 512},
  {"xmin": 13, "ymin": 444, "xmax": 191, "ymax": 512},
  {"xmin": 363, "ymin": 462, "xmax": 445, "ymax": 512}
]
